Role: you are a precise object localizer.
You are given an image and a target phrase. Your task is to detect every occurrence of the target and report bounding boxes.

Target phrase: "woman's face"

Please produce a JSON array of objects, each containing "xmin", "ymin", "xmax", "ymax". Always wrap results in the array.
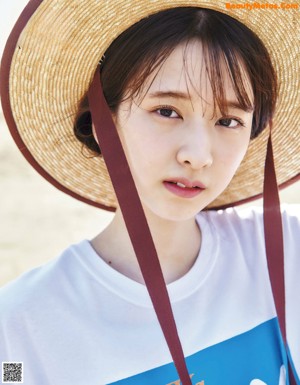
[{"xmin": 114, "ymin": 41, "xmax": 253, "ymax": 221}]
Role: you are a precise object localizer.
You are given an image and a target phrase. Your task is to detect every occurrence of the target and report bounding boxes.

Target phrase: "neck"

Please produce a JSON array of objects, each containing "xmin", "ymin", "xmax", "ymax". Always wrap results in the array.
[{"xmin": 91, "ymin": 208, "xmax": 201, "ymax": 284}]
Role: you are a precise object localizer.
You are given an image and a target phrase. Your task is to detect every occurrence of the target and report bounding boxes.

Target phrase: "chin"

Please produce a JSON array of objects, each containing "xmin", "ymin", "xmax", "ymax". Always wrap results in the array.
[{"xmin": 143, "ymin": 202, "xmax": 208, "ymax": 223}]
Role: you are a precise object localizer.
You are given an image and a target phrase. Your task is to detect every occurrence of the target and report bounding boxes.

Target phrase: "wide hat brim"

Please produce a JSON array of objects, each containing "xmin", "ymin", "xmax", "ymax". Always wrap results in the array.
[{"xmin": 1, "ymin": 0, "xmax": 299, "ymax": 211}]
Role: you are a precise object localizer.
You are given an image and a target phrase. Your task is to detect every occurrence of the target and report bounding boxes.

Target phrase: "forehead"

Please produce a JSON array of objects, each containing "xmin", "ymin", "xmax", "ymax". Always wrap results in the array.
[{"xmin": 141, "ymin": 40, "xmax": 253, "ymax": 105}]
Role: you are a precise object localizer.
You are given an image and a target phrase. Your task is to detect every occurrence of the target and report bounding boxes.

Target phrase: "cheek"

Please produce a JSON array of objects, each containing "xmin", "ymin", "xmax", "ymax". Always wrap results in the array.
[
  {"xmin": 117, "ymin": 124, "xmax": 158, "ymax": 178},
  {"xmin": 216, "ymin": 135, "xmax": 250, "ymax": 173}
]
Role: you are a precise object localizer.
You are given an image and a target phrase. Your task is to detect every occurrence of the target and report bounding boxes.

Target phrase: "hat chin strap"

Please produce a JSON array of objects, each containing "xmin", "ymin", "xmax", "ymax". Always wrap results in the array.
[
  {"xmin": 263, "ymin": 131, "xmax": 297, "ymax": 385},
  {"xmin": 88, "ymin": 68, "xmax": 193, "ymax": 384},
  {"xmin": 88, "ymin": 67, "xmax": 297, "ymax": 385}
]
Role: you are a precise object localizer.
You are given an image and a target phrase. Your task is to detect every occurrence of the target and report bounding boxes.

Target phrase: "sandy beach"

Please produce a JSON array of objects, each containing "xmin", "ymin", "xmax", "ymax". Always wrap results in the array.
[
  {"xmin": 0, "ymin": 113, "xmax": 114, "ymax": 286},
  {"xmin": 0, "ymin": 1, "xmax": 114, "ymax": 287}
]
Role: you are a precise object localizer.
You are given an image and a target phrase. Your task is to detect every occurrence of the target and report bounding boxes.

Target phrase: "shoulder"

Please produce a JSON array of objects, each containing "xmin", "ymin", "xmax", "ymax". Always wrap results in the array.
[
  {"xmin": 280, "ymin": 204, "xmax": 300, "ymax": 234},
  {"xmin": 0, "ymin": 240, "xmax": 90, "ymax": 321},
  {"xmin": 198, "ymin": 204, "xmax": 300, "ymax": 254},
  {"xmin": 200, "ymin": 203, "xmax": 300, "ymax": 232},
  {"xmin": 198, "ymin": 206, "xmax": 265, "ymax": 242}
]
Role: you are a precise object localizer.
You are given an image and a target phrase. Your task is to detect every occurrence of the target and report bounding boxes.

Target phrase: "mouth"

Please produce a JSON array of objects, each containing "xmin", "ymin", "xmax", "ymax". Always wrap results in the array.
[
  {"xmin": 163, "ymin": 178, "xmax": 206, "ymax": 198},
  {"xmin": 165, "ymin": 177, "xmax": 206, "ymax": 189},
  {"xmin": 169, "ymin": 181, "xmax": 200, "ymax": 189}
]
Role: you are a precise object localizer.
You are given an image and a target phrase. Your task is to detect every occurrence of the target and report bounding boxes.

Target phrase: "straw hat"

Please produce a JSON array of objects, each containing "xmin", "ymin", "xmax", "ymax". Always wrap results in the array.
[{"xmin": 1, "ymin": 0, "xmax": 299, "ymax": 211}]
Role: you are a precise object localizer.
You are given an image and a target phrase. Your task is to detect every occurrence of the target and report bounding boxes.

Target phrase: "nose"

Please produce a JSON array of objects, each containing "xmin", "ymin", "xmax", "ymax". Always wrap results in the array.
[{"xmin": 176, "ymin": 120, "xmax": 213, "ymax": 170}]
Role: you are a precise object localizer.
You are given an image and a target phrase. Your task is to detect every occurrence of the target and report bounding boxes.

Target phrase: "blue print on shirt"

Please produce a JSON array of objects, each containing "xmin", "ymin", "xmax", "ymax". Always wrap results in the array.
[{"xmin": 109, "ymin": 318, "xmax": 286, "ymax": 385}]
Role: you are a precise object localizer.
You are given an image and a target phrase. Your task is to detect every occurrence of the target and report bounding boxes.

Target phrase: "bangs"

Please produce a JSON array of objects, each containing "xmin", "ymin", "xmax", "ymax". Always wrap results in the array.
[
  {"xmin": 201, "ymin": 39, "xmax": 254, "ymax": 116},
  {"xmin": 103, "ymin": 7, "xmax": 276, "ymax": 139},
  {"xmin": 124, "ymin": 38, "xmax": 254, "ymax": 121},
  {"xmin": 76, "ymin": 7, "xmax": 277, "ymax": 156}
]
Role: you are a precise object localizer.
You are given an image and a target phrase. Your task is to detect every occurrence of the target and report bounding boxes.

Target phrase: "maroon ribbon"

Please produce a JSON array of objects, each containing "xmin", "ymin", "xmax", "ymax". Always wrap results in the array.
[
  {"xmin": 88, "ymin": 67, "xmax": 193, "ymax": 385},
  {"xmin": 263, "ymin": 131, "xmax": 297, "ymax": 385}
]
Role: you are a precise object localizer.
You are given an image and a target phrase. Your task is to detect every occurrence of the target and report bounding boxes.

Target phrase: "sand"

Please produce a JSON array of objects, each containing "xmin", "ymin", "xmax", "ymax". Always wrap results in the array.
[{"xmin": 0, "ymin": 113, "xmax": 114, "ymax": 286}]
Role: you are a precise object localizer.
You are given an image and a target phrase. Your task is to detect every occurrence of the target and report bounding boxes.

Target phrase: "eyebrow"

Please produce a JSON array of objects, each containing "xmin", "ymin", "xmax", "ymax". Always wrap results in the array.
[
  {"xmin": 148, "ymin": 90, "xmax": 254, "ymax": 113},
  {"xmin": 148, "ymin": 90, "xmax": 191, "ymax": 101},
  {"xmin": 226, "ymin": 100, "xmax": 254, "ymax": 113}
]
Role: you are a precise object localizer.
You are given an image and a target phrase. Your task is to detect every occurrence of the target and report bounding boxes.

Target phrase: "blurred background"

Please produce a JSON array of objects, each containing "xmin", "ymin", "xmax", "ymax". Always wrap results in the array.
[
  {"xmin": 0, "ymin": 0, "xmax": 299, "ymax": 287},
  {"xmin": 0, "ymin": 1, "xmax": 114, "ymax": 286}
]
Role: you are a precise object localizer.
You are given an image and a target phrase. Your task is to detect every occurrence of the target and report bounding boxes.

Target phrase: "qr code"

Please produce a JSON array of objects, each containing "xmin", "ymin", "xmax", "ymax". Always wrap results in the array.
[{"xmin": 2, "ymin": 362, "xmax": 23, "ymax": 383}]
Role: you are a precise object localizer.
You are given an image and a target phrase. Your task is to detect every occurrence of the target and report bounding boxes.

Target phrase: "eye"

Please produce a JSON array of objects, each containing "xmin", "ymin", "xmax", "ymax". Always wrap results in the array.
[
  {"xmin": 155, "ymin": 107, "xmax": 180, "ymax": 119},
  {"xmin": 217, "ymin": 117, "xmax": 245, "ymax": 128}
]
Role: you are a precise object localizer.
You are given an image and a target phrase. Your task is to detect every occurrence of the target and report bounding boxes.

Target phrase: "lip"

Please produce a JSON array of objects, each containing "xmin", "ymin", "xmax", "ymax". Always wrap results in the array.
[{"xmin": 163, "ymin": 177, "xmax": 206, "ymax": 199}]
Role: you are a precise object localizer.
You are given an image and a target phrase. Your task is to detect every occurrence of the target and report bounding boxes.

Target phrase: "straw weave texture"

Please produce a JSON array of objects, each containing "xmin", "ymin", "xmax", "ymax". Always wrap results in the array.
[{"xmin": 6, "ymin": 0, "xmax": 300, "ymax": 210}]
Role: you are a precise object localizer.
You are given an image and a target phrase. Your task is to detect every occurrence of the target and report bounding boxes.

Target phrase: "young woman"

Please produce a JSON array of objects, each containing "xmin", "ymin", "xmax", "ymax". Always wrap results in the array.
[{"xmin": 0, "ymin": 1, "xmax": 299, "ymax": 385}]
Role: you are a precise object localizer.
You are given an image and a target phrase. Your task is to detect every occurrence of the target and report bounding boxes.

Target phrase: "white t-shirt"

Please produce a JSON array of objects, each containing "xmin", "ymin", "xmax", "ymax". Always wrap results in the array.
[{"xmin": 0, "ymin": 206, "xmax": 299, "ymax": 385}]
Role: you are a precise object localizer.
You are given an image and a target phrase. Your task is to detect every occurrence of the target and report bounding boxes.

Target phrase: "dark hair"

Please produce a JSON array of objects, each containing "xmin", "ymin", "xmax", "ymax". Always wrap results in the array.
[{"xmin": 74, "ymin": 7, "xmax": 277, "ymax": 156}]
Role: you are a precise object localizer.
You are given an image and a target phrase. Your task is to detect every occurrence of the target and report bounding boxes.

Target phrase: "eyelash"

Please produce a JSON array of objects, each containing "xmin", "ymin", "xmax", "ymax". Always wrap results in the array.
[
  {"xmin": 153, "ymin": 106, "xmax": 245, "ymax": 128},
  {"xmin": 154, "ymin": 106, "xmax": 181, "ymax": 119},
  {"xmin": 217, "ymin": 117, "xmax": 245, "ymax": 129}
]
